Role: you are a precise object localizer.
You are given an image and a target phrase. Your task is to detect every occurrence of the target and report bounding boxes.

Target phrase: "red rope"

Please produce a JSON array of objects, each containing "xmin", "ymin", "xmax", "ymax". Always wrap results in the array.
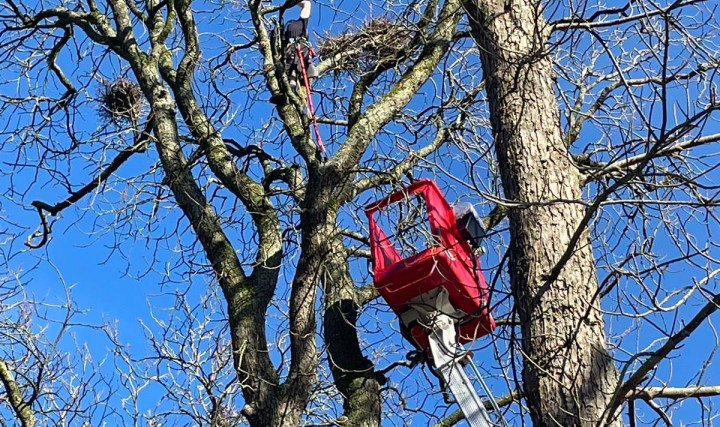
[{"xmin": 295, "ymin": 43, "xmax": 327, "ymax": 158}]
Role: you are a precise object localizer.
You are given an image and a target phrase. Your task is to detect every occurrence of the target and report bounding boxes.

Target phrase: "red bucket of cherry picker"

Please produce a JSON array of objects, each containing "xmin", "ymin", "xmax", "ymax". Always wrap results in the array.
[{"xmin": 365, "ymin": 180, "xmax": 495, "ymax": 351}]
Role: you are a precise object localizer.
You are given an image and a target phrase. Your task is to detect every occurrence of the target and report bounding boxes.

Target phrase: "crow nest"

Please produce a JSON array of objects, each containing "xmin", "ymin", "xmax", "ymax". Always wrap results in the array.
[
  {"xmin": 316, "ymin": 17, "xmax": 414, "ymax": 74},
  {"xmin": 97, "ymin": 78, "xmax": 144, "ymax": 125}
]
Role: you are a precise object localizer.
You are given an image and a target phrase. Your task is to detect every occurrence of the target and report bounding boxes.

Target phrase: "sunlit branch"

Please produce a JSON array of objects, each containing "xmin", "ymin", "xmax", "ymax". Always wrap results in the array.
[
  {"xmin": 538, "ymin": 93, "xmax": 719, "ymax": 299},
  {"xmin": 350, "ymin": 120, "xmax": 452, "ymax": 201},
  {"xmin": 566, "ymin": 62, "xmax": 718, "ymax": 146},
  {"xmin": 588, "ymin": 132, "xmax": 720, "ymax": 179},
  {"xmin": 0, "ymin": 358, "xmax": 36, "ymax": 427},
  {"xmin": 602, "ymin": 291, "xmax": 720, "ymax": 424},
  {"xmin": 432, "ymin": 389, "xmax": 521, "ymax": 427},
  {"xmin": 329, "ymin": 0, "xmax": 461, "ymax": 174},
  {"xmin": 627, "ymin": 385, "xmax": 720, "ymax": 400},
  {"xmin": 550, "ymin": 0, "xmax": 707, "ymax": 32}
]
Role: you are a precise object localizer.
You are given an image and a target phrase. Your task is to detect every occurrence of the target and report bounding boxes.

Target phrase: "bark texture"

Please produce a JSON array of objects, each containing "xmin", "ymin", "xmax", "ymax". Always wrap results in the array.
[
  {"xmin": 0, "ymin": 359, "xmax": 35, "ymax": 427},
  {"xmin": 461, "ymin": 0, "xmax": 623, "ymax": 425},
  {"xmin": 323, "ymin": 210, "xmax": 383, "ymax": 427}
]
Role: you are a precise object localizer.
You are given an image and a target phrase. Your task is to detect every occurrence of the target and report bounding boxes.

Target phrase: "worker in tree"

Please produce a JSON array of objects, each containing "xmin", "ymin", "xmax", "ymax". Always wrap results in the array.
[
  {"xmin": 268, "ymin": 0, "xmax": 327, "ymax": 158},
  {"xmin": 284, "ymin": 0, "xmax": 318, "ymax": 91}
]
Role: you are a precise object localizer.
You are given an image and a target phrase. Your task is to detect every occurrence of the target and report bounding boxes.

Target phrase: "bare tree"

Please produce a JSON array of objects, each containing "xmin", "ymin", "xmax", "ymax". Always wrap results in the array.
[
  {"xmin": 458, "ymin": 0, "xmax": 720, "ymax": 424},
  {"xmin": 110, "ymin": 282, "xmax": 244, "ymax": 426},
  {"xmin": 0, "ymin": 0, "xmax": 719, "ymax": 426},
  {"xmin": 0, "ymin": 266, "xmax": 121, "ymax": 426}
]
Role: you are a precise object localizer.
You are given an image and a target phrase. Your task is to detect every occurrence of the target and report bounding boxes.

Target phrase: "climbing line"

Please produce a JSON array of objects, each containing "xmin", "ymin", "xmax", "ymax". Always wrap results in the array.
[{"xmin": 295, "ymin": 43, "xmax": 326, "ymax": 158}]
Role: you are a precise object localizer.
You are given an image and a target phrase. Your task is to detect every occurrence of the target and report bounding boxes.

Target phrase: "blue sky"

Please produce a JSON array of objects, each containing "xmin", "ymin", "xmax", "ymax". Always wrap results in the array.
[{"xmin": 1, "ymin": 0, "xmax": 719, "ymax": 425}]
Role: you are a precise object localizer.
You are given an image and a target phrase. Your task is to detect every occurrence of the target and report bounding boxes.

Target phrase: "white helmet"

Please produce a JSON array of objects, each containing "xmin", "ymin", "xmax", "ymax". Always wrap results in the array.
[{"xmin": 298, "ymin": 0, "xmax": 311, "ymax": 19}]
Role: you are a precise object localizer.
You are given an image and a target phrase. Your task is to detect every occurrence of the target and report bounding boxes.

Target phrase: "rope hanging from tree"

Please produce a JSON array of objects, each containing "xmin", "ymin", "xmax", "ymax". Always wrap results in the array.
[{"xmin": 283, "ymin": 1, "xmax": 326, "ymax": 157}]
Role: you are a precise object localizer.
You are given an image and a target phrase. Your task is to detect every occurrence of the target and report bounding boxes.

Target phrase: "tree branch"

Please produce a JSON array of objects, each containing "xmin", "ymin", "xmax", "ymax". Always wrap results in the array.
[
  {"xmin": 602, "ymin": 291, "xmax": 720, "ymax": 424},
  {"xmin": 539, "ymin": 100, "xmax": 720, "ymax": 300},
  {"xmin": 584, "ymin": 132, "xmax": 720, "ymax": 181},
  {"xmin": 25, "ymin": 118, "xmax": 154, "ymax": 248},
  {"xmin": 550, "ymin": 0, "xmax": 706, "ymax": 32},
  {"xmin": 350, "ymin": 119, "xmax": 452, "ymax": 201},
  {"xmin": 329, "ymin": 0, "xmax": 462, "ymax": 175},
  {"xmin": 627, "ymin": 386, "xmax": 720, "ymax": 400},
  {"xmin": 0, "ymin": 358, "xmax": 36, "ymax": 427},
  {"xmin": 432, "ymin": 389, "xmax": 521, "ymax": 427},
  {"xmin": 566, "ymin": 61, "xmax": 718, "ymax": 146},
  {"xmin": 643, "ymin": 399, "xmax": 673, "ymax": 426}
]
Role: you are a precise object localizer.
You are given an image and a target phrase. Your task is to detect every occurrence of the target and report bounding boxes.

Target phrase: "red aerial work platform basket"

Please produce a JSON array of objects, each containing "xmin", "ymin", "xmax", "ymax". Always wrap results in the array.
[{"xmin": 365, "ymin": 180, "xmax": 495, "ymax": 351}]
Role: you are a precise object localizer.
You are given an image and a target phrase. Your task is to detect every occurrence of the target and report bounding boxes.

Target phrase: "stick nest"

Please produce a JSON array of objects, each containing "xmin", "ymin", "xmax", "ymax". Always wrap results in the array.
[
  {"xmin": 316, "ymin": 17, "xmax": 414, "ymax": 73},
  {"xmin": 97, "ymin": 78, "xmax": 144, "ymax": 124}
]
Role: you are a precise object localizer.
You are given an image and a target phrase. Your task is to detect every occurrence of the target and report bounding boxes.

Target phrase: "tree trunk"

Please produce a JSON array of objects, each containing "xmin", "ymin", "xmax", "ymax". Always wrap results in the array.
[
  {"xmin": 462, "ymin": 0, "xmax": 624, "ymax": 425},
  {"xmin": 322, "ymin": 211, "xmax": 383, "ymax": 427}
]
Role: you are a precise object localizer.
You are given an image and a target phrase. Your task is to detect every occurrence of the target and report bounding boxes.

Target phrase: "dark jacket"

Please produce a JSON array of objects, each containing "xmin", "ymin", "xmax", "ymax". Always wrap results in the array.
[{"xmin": 284, "ymin": 18, "xmax": 308, "ymax": 41}]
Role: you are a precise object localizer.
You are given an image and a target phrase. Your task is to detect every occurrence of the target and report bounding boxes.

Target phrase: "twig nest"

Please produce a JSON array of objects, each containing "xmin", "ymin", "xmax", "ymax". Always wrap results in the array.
[
  {"xmin": 97, "ymin": 78, "xmax": 144, "ymax": 124},
  {"xmin": 317, "ymin": 17, "xmax": 413, "ymax": 73}
]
